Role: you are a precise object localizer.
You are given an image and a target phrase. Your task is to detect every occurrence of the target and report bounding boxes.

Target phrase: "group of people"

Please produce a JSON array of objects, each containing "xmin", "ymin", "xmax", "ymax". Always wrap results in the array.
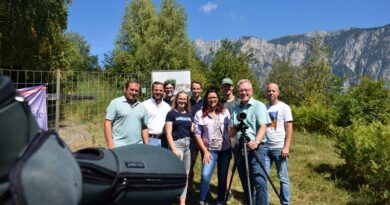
[{"xmin": 104, "ymin": 78, "xmax": 293, "ymax": 205}]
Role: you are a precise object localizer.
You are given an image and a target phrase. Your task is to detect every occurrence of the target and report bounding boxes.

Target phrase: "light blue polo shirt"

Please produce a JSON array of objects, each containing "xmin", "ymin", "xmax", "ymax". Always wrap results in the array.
[
  {"xmin": 106, "ymin": 96, "xmax": 148, "ymax": 147},
  {"xmin": 231, "ymin": 98, "xmax": 271, "ymax": 142}
]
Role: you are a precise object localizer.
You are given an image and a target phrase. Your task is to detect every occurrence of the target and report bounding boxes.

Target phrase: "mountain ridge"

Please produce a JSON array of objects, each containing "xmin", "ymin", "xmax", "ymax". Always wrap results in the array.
[{"xmin": 193, "ymin": 24, "xmax": 390, "ymax": 87}]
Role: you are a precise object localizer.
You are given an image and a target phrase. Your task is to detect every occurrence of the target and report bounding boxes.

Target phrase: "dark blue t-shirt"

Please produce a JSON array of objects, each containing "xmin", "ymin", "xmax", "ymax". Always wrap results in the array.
[
  {"xmin": 190, "ymin": 98, "xmax": 203, "ymax": 118},
  {"xmin": 165, "ymin": 110, "xmax": 193, "ymax": 140}
]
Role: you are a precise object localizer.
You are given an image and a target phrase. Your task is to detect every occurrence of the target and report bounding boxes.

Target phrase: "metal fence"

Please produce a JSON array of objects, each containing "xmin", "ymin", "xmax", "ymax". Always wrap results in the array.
[{"xmin": 0, "ymin": 68, "xmax": 150, "ymax": 149}]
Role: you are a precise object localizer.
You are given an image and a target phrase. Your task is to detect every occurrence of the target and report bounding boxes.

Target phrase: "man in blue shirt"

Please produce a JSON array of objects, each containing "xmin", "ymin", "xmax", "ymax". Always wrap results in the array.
[
  {"xmin": 230, "ymin": 79, "xmax": 271, "ymax": 205},
  {"xmin": 188, "ymin": 80, "xmax": 203, "ymax": 199},
  {"xmin": 104, "ymin": 80, "xmax": 149, "ymax": 148}
]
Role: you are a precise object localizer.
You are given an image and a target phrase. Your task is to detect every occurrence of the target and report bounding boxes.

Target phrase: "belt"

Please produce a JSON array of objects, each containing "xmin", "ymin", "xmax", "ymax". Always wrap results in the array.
[
  {"xmin": 173, "ymin": 136, "xmax": 190, "ymax": 141},
  {"xmin": 149, "ymin": 134, "xmax": 162, "ymax": 139}
]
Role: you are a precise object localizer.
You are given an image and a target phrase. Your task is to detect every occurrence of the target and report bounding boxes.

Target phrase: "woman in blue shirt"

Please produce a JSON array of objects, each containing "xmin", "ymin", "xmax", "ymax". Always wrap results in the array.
[{"xmin": 165, "ymin": 91, "xmax": 193, "ymax": 205}]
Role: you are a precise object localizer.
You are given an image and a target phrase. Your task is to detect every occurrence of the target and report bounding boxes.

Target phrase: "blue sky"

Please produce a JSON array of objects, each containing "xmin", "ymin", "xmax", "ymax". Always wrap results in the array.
[{"xmin": 67, "ymin": 0, "xmax": 390, "ymax": 62}]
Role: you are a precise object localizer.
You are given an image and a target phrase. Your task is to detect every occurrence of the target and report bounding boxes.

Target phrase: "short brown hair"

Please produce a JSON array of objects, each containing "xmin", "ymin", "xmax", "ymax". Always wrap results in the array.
[
  {"xmin": 191, "ymin": 80, "xmax": 202, "ymax": 89},
  {"xmin": 164, "ymin": 79, "xmax": 176, "ymax": 89},
  {"xmin": 125, "ymin": 79, "xmax": 141, "ymax": 89},
  {"xmin": 151, "ymin": 81, "xmax": 164, "ymax": 90}
]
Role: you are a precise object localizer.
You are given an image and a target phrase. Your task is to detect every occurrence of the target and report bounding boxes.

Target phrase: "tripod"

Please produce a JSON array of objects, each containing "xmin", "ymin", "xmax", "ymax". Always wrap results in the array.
[{"xmin": 224, "ymin": 120, "xmax": 282, "ymax": 205}]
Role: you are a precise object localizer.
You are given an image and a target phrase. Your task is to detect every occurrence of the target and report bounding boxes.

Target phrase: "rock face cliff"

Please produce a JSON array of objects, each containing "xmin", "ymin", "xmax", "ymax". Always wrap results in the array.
[{"xmin": 193, "ymin": 24, "xmax": 390, "ymax": 87}]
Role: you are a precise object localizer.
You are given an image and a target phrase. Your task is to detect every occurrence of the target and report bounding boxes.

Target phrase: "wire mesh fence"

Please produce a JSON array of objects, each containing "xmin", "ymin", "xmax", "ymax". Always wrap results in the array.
[{"xmin": 0, "ymin": 68, "xmax": 151, "ymax": 150}]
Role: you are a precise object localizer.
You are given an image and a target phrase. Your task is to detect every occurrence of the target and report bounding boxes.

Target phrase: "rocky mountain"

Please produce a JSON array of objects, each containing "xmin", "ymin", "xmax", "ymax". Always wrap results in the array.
[{"xmin": 193, "ymin": 24, "xmax": 390, "ymax": 87}]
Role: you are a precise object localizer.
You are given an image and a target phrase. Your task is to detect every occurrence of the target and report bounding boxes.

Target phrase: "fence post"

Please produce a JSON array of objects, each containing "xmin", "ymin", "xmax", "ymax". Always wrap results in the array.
[{"xmin": 55, "ymin": 69, "xmax": 61, "ymax": 132}]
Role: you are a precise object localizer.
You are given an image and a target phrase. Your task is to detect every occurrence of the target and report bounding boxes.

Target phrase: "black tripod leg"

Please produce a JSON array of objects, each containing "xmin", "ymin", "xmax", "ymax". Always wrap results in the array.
[
  {"xmin": 243, "ymin": 144, "xmax": 253, "ymax": 205},
  {"xmin": 224, "ymin": 149, "xmax": 240, "ymax": 203},
  {"xmin": 251, "ymin": 149, "xmax": 282, "ymax": 203}
]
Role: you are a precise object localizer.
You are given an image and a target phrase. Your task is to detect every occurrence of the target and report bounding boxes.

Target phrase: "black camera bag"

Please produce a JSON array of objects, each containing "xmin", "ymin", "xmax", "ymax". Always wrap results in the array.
[
  {"xmin": 74, "ymin": 144, "xmax": 187, "ymax": 205},
  {"xmin": 0, "ymin": 131, "xmax": 83, "ymax": 205}
]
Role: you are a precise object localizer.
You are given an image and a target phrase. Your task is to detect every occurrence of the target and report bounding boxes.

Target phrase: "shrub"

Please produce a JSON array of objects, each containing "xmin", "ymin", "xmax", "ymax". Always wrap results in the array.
[
  {"xmin": 334, "ymin": 122, "xmax": 390, "ymax": 204},
  {"xmin": 334, "ymin": 77, "xmax": 390, "ymax": 127},
  {"xmin": 292, "ymin": 103, "xmax": 337, "ymax": 134}
]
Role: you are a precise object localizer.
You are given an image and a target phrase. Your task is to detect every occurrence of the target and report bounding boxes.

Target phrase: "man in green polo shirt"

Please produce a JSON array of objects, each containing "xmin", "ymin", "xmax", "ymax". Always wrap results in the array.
[
  {"xmin": 104, "ymin": 80, "xmax": 149, "ymax": 148},
  {"xmin": 230, "ymin": 79, "xmax": 271, "ymax": 205}
]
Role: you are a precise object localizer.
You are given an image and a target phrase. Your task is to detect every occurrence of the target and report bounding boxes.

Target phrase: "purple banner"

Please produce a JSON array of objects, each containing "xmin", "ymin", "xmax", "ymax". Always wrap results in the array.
[{"xmin": 17, "ymin": 85, "xmax": 48, "ymax": 131}]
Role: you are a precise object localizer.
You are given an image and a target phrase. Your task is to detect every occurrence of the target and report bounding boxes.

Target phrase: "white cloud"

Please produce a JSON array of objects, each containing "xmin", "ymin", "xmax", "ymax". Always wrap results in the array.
[
  {"xmin": 229, "ymin": 12, "xmax": 245, "ymax": 21},
  {"xmin": 200, "ymin": 2, "xmax": 218, "ymax": 13}
]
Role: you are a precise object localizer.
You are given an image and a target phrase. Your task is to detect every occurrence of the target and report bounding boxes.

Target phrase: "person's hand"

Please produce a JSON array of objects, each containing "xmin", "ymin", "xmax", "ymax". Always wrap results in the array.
[
  {"xmin": 281, "ymin": 147, "xmax": 289, "ymax": 158},
  {"xmin": 172, "ymin": 149, "xmax": 182, "ymax": 158},
  {"xmin": 203, "ymin": 151, "xmax": 212, "ymax": 164},
  {"xmin": 248, "ymin": 140, "xmax": 259, "ymax": 150},
  {"xmin": 107, "ymin": 143, "xmax": 114, "ymax": 149}
]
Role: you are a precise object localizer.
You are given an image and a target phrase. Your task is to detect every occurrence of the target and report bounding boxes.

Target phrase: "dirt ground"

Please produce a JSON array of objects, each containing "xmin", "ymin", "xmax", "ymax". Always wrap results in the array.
[{"xmin": 58, "ymin": 120, "xmax": 106, "ymax": 151}]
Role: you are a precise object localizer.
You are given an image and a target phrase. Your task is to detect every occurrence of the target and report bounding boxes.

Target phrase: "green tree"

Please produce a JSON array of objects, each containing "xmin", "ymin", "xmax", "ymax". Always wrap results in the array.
[
  {"xmin": 110, "ymin": 0, "xmax": 156, "ymax": 80},
  {"xmin": 301, "ymin": 37, "xmax": 333, "ymax": 104},
  {"xmin": 152, "ymin": 0, "xmax": 196, "ymax": 71},
  {"xmin": 335, "ymin": 76, "xmax": 390, "ymax": 126},
  {"xmin": 108, "ymin": 0, "xmax": 202, "ymax": 85},
  {"xmin": 267, "ymin": 60, "xmax": 304, "ymax": 105},
  {"xmin": 63, "ymin": 32, "xmax": 99, "ymax": 72},
  {"xmin": 0, "ymin": 0, "xmax": 71, "ymax": 71},
  {"xmin": 208, "ymin": 39, "xmax": 261, "ymax": 96},
  {"xmin": 190, "ymin": 57, "xmax": 209, "ymax": 88}
]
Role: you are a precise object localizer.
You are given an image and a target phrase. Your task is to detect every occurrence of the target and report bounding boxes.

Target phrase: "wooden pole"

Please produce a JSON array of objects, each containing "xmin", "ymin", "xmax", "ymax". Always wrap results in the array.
[{"xmin": 55, "ymin": 69, "xmax": 60, "ymax": 132}]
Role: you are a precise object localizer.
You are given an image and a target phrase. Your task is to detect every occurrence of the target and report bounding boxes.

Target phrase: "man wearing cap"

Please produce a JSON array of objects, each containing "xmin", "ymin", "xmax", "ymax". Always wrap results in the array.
[
  {"xmin": 221, "ymin": 78, "xmax": 240, "ymax": 115},
  {"xmin": 220, "ymin": 77, "xmax": 240, "ymax": 202}
]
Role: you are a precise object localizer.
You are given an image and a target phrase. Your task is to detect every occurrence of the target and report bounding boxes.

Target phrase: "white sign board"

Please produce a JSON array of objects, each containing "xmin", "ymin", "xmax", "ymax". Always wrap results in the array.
[{"xmin": 152, "ymin": 70, "xmax": 191, "ymax": 93}]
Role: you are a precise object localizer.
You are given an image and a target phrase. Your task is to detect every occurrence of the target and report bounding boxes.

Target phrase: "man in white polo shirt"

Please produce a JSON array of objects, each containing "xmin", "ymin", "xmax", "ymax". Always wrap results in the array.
[{"xmin": 142, "ymin": 81, "xmax": 171, "ymax": 147}]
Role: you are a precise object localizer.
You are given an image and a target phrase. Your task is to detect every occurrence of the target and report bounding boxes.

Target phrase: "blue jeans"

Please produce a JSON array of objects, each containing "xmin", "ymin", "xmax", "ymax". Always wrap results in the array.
[
  {"xmin": 199, "ymin": 148, "xmax": 232, "ymax": 202},
  {"xmin": 149, "ymin": 138, "xmax": 161, "ymax": 147},
  {"xmin": 236, "ymin": 145, "xmax": 268, "ymax": 205},
  {"xmin": 264, "ymin": 148, "xmax": 290, "ymax": 205}
]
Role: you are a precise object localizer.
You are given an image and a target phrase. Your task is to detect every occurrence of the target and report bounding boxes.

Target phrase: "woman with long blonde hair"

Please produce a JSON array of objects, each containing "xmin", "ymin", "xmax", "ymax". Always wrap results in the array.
[{"xmin": 165, "ymin": 91, "xmax": 193, "ymax": 205}]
